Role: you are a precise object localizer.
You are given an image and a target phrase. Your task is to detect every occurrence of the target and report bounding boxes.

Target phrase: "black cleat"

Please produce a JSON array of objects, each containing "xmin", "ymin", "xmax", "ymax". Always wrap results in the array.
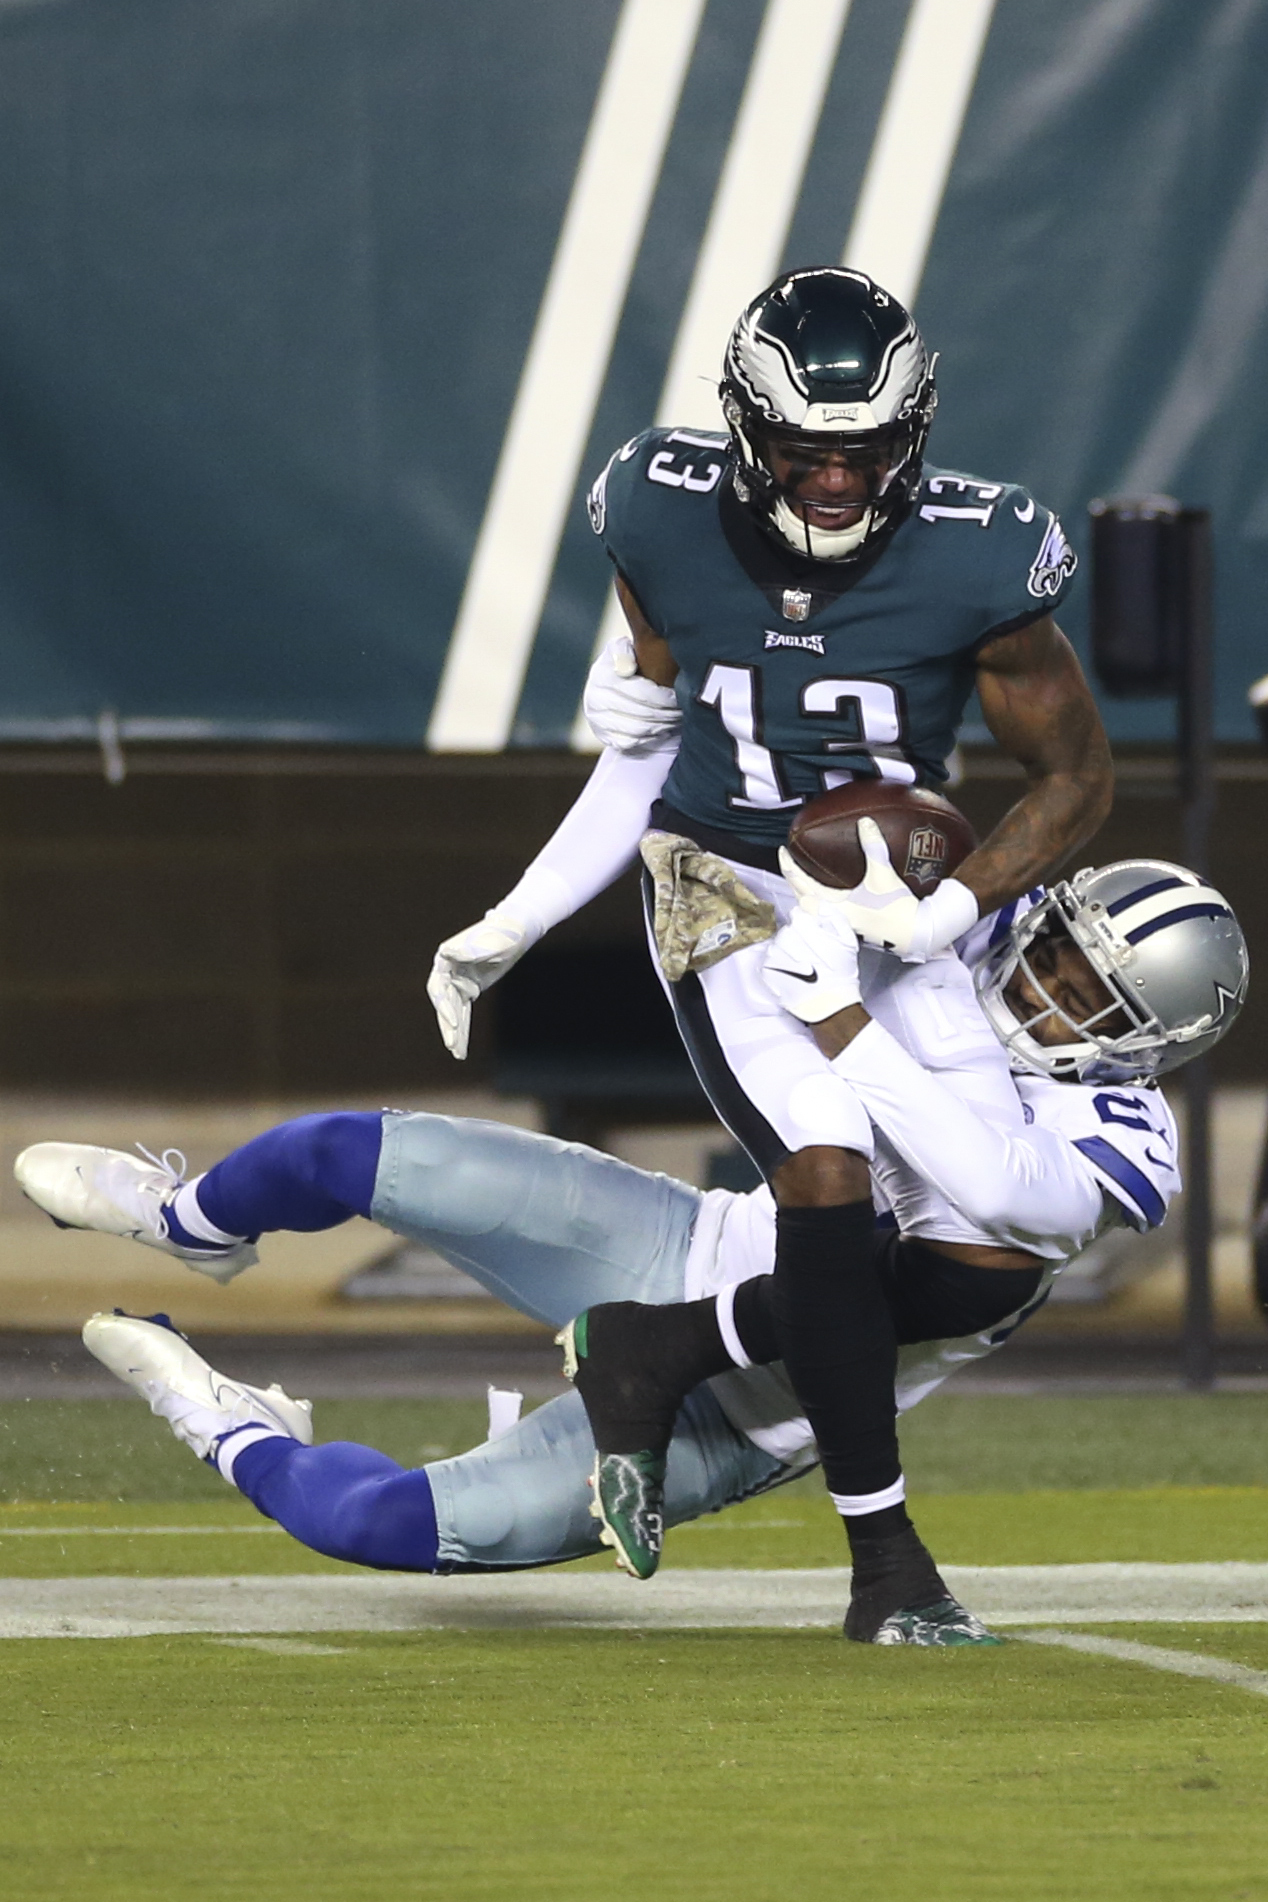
[
  {"xmin": 843, "ymin": 1523, "xmax": 1002, "ymax": 1646},
  {"xmin": 868, "ymin": 1596, "xmax": 1003, "ymax": 1646}
]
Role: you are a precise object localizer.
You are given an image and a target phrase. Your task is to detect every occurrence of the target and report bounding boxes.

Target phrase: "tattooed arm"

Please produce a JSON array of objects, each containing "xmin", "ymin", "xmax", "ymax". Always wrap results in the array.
[{"xmin": 956, "ymin": 616, "xmax": 1114, "ymax": 914}]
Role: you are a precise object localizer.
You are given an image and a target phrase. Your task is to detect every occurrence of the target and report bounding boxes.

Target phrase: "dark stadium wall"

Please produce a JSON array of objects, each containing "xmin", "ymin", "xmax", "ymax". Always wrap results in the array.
[
  {"xmin": 0, "ymin": 0, "xmax": 1266, "ymax": 752},
  {"xmin": 0, "ymin": 757, "xmax": 1263, "ymax": 1096}
]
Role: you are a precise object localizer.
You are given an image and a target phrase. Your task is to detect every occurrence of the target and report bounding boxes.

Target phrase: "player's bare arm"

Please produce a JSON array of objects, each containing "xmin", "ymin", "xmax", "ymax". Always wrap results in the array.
[
  {"xmin": 960, "ymin": 616, "xmax": 1114, "ymax": 913},
  {"xmin": 614, "ymin": 572, "xmax": 677, "ymax": 687}
]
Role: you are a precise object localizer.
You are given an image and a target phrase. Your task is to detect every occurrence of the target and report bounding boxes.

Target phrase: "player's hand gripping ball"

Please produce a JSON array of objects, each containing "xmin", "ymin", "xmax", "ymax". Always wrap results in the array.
[
  {"xmin": 785, "ymin": 782, "xmax": 977, "ymax": 893},
  {"xmin": 780, "ymin": 783, "xmax": 981, "ymax": 962}
]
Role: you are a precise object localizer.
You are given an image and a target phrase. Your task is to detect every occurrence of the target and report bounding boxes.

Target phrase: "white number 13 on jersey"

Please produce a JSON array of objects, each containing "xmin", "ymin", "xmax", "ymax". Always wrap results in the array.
[{"xmin": 698, "ymin": 663, "xmax": 915, "ymax": 810}]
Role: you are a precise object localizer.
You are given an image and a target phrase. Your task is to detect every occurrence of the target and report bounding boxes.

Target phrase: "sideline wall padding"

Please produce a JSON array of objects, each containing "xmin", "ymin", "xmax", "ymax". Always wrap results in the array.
[{"xmin": 1, "ymin": 0, "xmax": 1265, "ymax": 748}]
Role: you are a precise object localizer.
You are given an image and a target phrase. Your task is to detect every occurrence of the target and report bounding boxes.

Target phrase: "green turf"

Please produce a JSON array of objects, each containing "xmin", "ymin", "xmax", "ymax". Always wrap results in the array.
[
  {"xmin": 5, "ymin": 1393, "xmax": 1268, "ymax": 1578},
  {"xmin": 7, "ymin": 1395, "xmax": 1268, "ymax": 1898},
  {"xmin": 0, "ymin": 1398, "xmax": 493, "ymax": 1503},
  {"xmin": 3, "ymin": 1626, "xmax": 1268, "ymax": 1901},
  {"xmin": 4, "ymin": 1485, "xmax": 1268, "ymax": 1574},
  {"xmin": 5, "ymin": 1390, "xmax": 1268, "ymax": 1506},
  {"xmin": 899, "ymin": 1392, "xmax": 1268, "ymax": 1491}
]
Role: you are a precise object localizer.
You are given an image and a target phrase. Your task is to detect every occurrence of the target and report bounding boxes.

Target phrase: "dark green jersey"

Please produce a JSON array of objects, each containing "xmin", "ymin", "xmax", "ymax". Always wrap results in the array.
[{"xmin": 587, "ymin": 428, "xmax": 1078, "ymax": 850}]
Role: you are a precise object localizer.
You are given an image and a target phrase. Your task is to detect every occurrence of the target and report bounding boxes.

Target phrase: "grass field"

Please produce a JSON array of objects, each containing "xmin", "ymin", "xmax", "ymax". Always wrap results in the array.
[{"xmin": 3, "ymin": 1390, "xmax": 1268, "ymax": 1900}]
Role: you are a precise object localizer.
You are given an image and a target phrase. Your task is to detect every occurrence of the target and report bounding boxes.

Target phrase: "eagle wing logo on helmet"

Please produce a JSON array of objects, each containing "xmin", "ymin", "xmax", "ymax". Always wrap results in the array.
[
  {"xmin": 1027, "ymin": 512, "xmax": 1078, "ymax": 599},
  {"xmin": 719, "ymin": 269, "xmax": 937, "ymax": 565}
]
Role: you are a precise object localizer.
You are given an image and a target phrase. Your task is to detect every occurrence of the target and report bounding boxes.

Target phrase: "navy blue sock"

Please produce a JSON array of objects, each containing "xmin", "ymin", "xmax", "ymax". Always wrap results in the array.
[
  {"xmin": 161, "ymin": 1201, "xmax": 233, "ymax": 1253},
  {"xmin": 232, "ymin": 1436, "xmax": 439, "ymax": 1572},
  {"xmin": 195, "ymin": 1112, "xmax": 384, "ymax": 1237}
]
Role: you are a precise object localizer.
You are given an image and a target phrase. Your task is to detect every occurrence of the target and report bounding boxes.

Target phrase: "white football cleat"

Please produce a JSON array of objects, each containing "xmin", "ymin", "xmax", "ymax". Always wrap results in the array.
[
  {"xmin": 82, "ymin": 1310, "xmax": 313, "ymax": 1472},
  {"xmin": 14, "ymin": 1142, "xmax": 257, "ymax": 1284}
]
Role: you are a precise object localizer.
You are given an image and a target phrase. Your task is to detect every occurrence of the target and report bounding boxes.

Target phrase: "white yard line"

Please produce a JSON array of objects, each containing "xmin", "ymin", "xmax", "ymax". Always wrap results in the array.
[
  {"xmin": 1020, "ymin": 1628, "xmax": 1268, "ymax": 1700},
  {"xmin": 0, "ymin": 1525, "xmax": 282, "ymax": 1537},
  {"xmin": 209, "ymin": 1638, "xmax": 350, "ymax": 1658},
  {"xmin": 3, "ymin": 1564, "xmax": 1268, "ymax": 1638}
]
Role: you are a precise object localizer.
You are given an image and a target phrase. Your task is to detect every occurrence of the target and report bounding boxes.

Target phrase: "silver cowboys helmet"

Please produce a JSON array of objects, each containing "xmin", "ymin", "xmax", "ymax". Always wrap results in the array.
[
  {"xmin": 720, "ymin": 266, "xmax": 937, "ymax": 563},
  {"xmin": 977, "ymin": 859, "xmax": 1248, "ymax": 1083}
]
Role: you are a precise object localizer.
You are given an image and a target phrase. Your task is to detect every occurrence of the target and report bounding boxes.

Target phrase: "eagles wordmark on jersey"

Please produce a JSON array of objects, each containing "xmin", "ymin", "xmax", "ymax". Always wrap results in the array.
[{"xmin": 589, "ymin": 427, "xmax": 1078, "ymax": 849}]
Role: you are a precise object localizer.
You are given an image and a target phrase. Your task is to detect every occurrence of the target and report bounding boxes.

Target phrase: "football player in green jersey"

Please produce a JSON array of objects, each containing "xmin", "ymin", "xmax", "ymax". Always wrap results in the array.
[{"xmin": 429, "ymin": 268, "xmax": 1113, "ymax": 1637}]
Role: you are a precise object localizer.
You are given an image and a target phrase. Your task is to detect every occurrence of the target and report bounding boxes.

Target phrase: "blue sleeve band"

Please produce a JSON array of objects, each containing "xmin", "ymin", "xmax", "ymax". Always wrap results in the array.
[
  {"xmin": 988, "ymin": 899, "xmax": 1019, "ymax": 948},
  {"xmin": 1072, "ymin": 1135, "xmax": 1167, "ymax": 1230}
]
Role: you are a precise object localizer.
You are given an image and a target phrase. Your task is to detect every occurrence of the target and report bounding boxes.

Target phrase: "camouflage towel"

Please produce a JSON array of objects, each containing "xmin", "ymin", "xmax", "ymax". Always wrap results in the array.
[{"xmin": 639, "ymin": 830, "xmax": 777, "ymax": 982}]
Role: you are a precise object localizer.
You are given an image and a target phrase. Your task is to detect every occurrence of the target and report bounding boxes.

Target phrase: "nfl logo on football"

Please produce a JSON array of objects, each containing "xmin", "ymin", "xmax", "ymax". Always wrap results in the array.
[{"xmin": 904, "ymin": 826, "xmax": 949, "ymax": 888}]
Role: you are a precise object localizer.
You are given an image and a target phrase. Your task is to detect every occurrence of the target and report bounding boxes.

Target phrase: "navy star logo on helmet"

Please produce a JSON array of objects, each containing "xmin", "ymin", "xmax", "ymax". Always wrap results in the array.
[{"xmin": 976, "ymin": 860, "xmax": 1249, "ymax": 1083}]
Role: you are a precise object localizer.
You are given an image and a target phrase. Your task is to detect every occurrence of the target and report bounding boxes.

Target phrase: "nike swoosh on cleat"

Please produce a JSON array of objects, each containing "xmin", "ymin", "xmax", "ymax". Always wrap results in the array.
[{"xmin": 767, "ymin": 964, "xmax": 818, "ymax": 984}]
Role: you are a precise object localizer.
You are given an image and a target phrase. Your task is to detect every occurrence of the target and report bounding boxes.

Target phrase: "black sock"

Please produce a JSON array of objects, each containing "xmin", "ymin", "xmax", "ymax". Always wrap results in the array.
[
  {"xmin": 573, "ymin": 1299, "xmax": 734, "ymax": 1455},
  {"xmin": 845, "ymin": 1503, "xmax": 911, "ymax": 1545},
  {"xmin": 731, "ymin": 1275, "xmax": 780, "ymax": 1365},
  {"xmin": 770, "ymin": 1202, "xmax": 901, "ymax": 1502},
  {"xmin": 843, "ymin": 1522, "xmax": 948, "ymax": 1642}
]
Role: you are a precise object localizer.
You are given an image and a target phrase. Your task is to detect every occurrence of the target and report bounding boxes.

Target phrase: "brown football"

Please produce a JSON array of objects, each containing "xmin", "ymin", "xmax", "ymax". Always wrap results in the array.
[{"xmin": 786, "ymin": 782, "xmax": 978, "ymax": 894}]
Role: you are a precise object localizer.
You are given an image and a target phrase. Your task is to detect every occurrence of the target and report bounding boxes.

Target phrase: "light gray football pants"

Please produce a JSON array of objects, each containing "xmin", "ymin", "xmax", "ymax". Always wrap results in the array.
[{"xmin": 370, "ymin": 1112, "xmax": 788, "ymax": 1570}]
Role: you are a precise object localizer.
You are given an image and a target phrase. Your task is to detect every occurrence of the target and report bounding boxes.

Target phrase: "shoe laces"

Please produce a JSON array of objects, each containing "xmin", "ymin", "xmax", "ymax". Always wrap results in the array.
[{"xmin": 134, "ymin": 1144, "xmax": 188, "ymax": 1243}]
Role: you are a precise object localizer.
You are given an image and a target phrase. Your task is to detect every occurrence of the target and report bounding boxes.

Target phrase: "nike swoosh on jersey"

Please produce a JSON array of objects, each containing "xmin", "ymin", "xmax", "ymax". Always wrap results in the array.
[
  {"xmin": 766, "ymin": 964, "xmax": 818, "ymax": 984},
  {"xmin": 1013, "ymin": 497, "xmax": 1036, "ymax": 522}
]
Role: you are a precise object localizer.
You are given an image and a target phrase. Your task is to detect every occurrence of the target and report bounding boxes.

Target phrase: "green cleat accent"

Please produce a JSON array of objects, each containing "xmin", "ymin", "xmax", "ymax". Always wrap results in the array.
[
  {"xmin": 590, "ymin": 1450, "xmax": 667, "ymax": 1580},
  {"xmin": 867, "ymin": 1595, "xmax": 1005, "ymax": 1647},
  {"xmin": 556, "ymin": 1308, "xmax": 672, "ymax": 1579}
]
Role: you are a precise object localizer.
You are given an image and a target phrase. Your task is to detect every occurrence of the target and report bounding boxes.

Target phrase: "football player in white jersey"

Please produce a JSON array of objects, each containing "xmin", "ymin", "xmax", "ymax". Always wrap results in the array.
[
  {"xmin": 15, "ymin": 854, "xmax": 1245, "ymax": 1645},
  {"xmin": 562, "ymin": 849, "xmax": 1244, "ymax": 1637}
]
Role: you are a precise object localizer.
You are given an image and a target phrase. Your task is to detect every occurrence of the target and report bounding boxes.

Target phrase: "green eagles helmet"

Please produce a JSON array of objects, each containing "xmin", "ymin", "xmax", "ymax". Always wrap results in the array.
[{"xmin": 720, "ymin": 267, "xmax": 937, "ymax": 564}]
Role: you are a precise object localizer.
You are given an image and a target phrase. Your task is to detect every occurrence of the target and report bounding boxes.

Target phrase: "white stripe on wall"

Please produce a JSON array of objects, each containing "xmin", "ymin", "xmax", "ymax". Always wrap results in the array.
[
  {"xmin": 427, "ymin": 0, "xmax": 706, "ymax": 752},
  {"xmin": 657, "ymin": 0, "xmax": 854, "ymax": 433},
  {"xmin": 842, "ymin": 0, "xmax": 998, "ymax": 307},
  {"xmin": 571, "ymin": 0, "xmax": 851, "ymax": 750}
]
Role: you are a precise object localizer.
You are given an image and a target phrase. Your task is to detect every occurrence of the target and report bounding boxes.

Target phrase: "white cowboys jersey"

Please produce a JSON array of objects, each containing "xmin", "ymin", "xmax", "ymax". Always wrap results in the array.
[{"xmin": 683, "ymin": 925, "xmax": 1182, "ymax": 1461}]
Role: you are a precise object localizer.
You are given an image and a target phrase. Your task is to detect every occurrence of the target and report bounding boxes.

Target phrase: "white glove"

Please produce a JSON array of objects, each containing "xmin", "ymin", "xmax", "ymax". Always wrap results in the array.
[
  {"xmin": 778, "ymin": 818, "xmax": 979, "ymax": 962},
  {"xmin": 427, "ymin": 907, "xmax": 541, "ymax": 1061},
  {"xmin": 762, "ymin": 907, "xmax": 861, "ymax": 1024},
  {"xmin": 582, "ymin": 633, "xmax": 681, "ymax": 754}
]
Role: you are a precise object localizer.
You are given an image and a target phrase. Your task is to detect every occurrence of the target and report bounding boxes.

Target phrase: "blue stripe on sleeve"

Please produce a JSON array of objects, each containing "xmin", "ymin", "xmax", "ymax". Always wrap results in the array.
[
  {"xmin": 1073, "ymin": 1135, "xmax": 1168, "ymax": 1230},
  {"xmin": 988, "ymin": 899, "xmax": 1019, "ymax": 948}
]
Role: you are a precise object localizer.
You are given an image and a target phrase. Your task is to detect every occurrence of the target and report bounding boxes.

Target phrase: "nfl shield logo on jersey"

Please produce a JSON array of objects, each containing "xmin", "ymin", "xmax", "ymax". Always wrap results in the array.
[
  {"xmin": 905, "ymin": 826, "xmax": 949, "ymax": 888},
  {"xmin": 781, "ymin": 588, "xmax": 812, "ymax": 623}
]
